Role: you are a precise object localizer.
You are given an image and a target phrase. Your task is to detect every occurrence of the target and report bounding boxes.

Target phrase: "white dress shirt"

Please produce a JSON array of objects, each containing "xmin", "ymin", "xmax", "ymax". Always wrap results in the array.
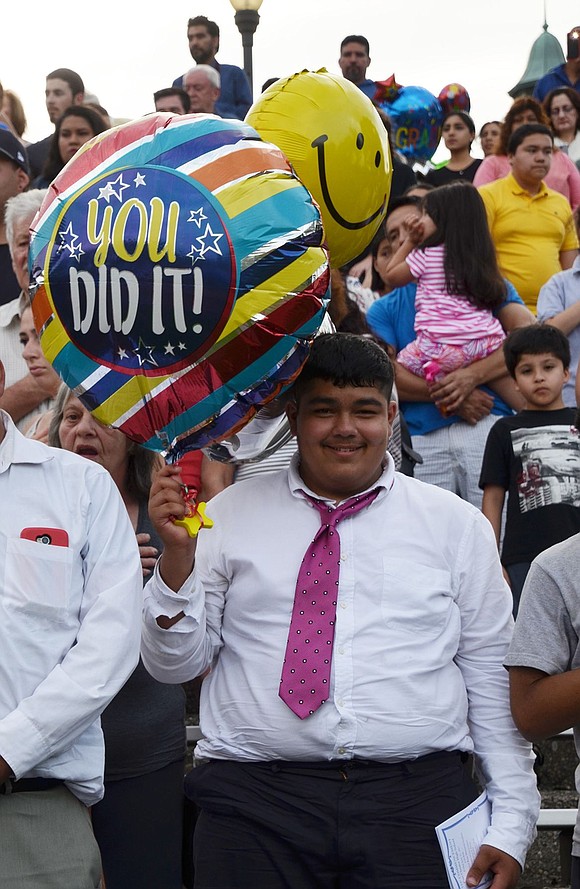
[
  {"xmin": 0, "ymin": 295, "xmax": 26, "ymax": 387},
  {"xmin": 0, "ymin": 411, "xmax": 143, "ymax": 805},
  {"xmin": 142, "ymin": 454, "xmax": 539, "ymax": 866}
]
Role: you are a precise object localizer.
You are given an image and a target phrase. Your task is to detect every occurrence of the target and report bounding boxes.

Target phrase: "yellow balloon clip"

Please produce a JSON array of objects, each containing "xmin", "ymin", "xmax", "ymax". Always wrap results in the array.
[{"xmin": 174, "ymin": 502, "xmax": 214, "ymax": 538}]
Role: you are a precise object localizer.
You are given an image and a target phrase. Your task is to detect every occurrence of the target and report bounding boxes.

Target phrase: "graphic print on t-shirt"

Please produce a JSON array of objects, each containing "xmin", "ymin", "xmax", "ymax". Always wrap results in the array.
[{"xmin": 511, "ymin": 425, "xmax": 580, "ymax": 513}]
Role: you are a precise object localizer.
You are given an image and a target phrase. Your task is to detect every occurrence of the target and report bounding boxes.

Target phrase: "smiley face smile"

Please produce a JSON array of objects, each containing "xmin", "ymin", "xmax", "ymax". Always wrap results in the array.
[{"xmin": 311, "ymin": 134, "xmax": 387, "ymax": 230}]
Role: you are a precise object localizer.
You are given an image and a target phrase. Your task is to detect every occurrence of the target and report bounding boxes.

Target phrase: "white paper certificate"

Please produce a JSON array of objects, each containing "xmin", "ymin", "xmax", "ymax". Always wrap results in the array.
[{"xmin": 436, "ymin": 790, "xmax": 493, "ymax": 889}]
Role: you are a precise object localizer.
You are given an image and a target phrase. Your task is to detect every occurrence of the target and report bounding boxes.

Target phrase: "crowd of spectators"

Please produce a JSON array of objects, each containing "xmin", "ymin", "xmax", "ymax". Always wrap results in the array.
[{"xmin": 3, "ymin": 16, "xmax": 580, "ymax": 889}]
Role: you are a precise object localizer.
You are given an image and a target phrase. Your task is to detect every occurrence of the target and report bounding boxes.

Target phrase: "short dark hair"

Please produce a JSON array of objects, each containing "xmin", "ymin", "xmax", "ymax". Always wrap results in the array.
[
  {"xmin": 387, "ymin": 194, "xmax": 423, "ymax": 216},
  {"xmin": 188, "ymin": 15, "xmax": 219, "ymax": 38},
  {"xmin": 294, "ymin": 333, "xmax": 394, "ymax": 401},
  {"xmin": 507, "ymin": 123, "xmax": 553, "ymax": 155},
  {"xmin": 340, "ymin": 35, "xmax": 370, "ymax": 55},
  {"xmin": 154, "ymin": 87, "xmax": 190, "ymax": 113},
  {"xmin": 503, "ymin": 324, "xmax": 571, "ymax": 377},
  {"xmin": 46, "ymin": 68, "xmax": 84, "ymax": 98}
]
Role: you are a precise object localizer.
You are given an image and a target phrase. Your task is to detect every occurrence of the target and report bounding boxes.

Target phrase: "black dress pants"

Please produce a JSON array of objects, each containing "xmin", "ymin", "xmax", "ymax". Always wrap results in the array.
[{"xmin": 186, "ymin": 751, "xmax": 478, "ymax": 889}]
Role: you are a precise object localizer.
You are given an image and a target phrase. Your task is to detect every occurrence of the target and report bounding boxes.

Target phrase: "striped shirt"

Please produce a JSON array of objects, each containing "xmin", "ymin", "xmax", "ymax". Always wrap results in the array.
[{"xmin": 406, "ymin": 245, "xmax": 504, "ymax": 345}]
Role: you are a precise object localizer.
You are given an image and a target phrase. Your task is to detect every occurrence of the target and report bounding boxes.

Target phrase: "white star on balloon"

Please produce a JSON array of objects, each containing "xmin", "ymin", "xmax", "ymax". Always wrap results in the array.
[
  {"xmin": 57, "ymin": 221, "xmax": 80, "ymax": 254},
  {"xmin": 107, "ymin": 173, "xmax": 130, "ymax": 203},
  {"xmin": 69, "ymin": 242, "xmax": 85, "ymax": 262},
  {"xmin": 132, "ymin": 339, "xmax": 159, "ymax": 367},
  {"xmin": 188, "ymin": 208, "xmax": 207, "ymax": 228},
  {"xmin": 134, "ymin": 172, "xmax": 146, "ymax": 187},
  {"xmin": 164, "ymin": 342, "xmax": 175, "ymax": 355},
  {"xmin": 186, "ymin": 245, "xmax": 199, "ymax": 265},
  {"xmin": 117, "ymin": 347, "xmax": 129, "ymax": 360},
  {"xmin": 195, "ymin": 224, "xmax": 223, "ymax": 259},
  {"xmin": 178, "ymin": 342, "xmax": 187, "ymax": 351},
  {"xmin": 98, "ymin": 182, "xmax": 115, "ymax": 202}
]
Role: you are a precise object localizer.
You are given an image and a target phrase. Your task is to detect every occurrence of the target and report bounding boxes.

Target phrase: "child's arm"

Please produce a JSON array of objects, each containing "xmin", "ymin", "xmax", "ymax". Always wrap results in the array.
[
  {"xmin": 508, "ymin": 554, "xmax": 580, "ymax": 741},
  {"xmin": 509, "ymin": 666, "xmax": 580, "ymax": 741},
  {"xmin": 481, "ymin": 484, "xmax": 505, "ymax": 549},
  {"xmin": 382, "ymin": 215, "xmax": 424, "ymax": 289}
]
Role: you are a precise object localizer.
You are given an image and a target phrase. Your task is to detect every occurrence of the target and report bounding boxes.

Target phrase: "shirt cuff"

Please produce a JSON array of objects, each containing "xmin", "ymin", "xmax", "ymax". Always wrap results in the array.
[
  {"xmin": 143, "ymin": 558, "xmax": 205, "ymax": 632},
  {"xmin": 484, "ymin": 812, "xmax": 538, "ymax": 870},
  {"xmin": 0, "ymin": 708, "xmax": 49, "ymax": 780}
]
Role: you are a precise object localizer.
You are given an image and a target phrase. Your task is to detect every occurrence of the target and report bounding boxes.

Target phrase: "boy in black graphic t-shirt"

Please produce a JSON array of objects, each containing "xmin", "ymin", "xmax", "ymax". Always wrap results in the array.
[{"xmin": 480, "ymin": 324, "xmax": 580, "ymax": 614}]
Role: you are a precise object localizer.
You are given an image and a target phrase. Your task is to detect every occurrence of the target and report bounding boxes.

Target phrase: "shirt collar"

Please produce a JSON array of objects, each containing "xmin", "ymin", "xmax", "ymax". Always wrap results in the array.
[
  {"xmin": 287, "ymin": 450, "xmax": 395, "ymax": 505},
  {"xmin": 0, "ymin": 409, "xmax": 53, "ymax": 474},
  {"xmin": 507, "ymin": 172, "xmax": 548, "ymax": 199}
]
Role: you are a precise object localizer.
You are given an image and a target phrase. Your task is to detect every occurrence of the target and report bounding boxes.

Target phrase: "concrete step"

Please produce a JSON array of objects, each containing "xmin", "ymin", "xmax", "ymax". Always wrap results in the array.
[{"xmin": 534, "ymin": 732, "xmax": 577, "ymax": 793}]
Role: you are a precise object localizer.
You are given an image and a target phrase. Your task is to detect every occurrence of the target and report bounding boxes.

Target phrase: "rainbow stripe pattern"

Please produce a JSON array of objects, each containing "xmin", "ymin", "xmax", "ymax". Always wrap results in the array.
[{"xmin": 29, "ymin": 113, "xmax": 329, "ymax": 457}]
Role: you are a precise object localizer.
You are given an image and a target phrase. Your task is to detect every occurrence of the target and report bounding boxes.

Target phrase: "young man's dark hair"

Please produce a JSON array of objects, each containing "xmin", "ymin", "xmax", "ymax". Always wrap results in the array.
[
  {"xmin": 387, "ymin": 194, "xmax": 423, "ymax": 214},
  {"xmin": 507, "ymin": 123, "xmax": 553, "ymax": 155},
  {"xmin": 294, "ymin": 332, "xmax": 394, "ymax": 401},
  {"xmin": 340, "ymin": 34, "xmax": 370, "ymax": 54},
  {"xmin": 46, "ymin": 68, "xmax": 84, "ymax": 98},
  {"xmin": 154, "ymin": 87, "xmax": 190, "ymax": 114},
  {"xmin": 503, "ymin": 323, "xmax": 571, "ymax": 377},
  {"xmin": 188, "ymin": 15, "xmax": 219, "ymax": 38}
]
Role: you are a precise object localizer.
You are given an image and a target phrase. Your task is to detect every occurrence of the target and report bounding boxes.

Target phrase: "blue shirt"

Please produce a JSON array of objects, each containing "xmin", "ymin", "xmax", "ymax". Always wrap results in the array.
[
  {"xmin": 366, "ymin": 282, "xmax": 522, "ymax": 436},
  {"xmin": 533, "ymin": 64, "xmax": 580, "ymax": 102},
  {"xmin": 357, "ymin": 79, "xmax": 377, "ymax": 101},
  {"xmin": 537, "ymin": 255, "xmax": 580, "ymax": 407},
  {"xmin": 173, "ymin": 61, "xmax": 253, "ymax": 120}
]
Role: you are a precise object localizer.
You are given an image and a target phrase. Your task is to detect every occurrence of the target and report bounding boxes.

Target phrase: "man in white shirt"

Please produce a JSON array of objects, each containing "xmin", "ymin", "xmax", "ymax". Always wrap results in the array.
[
  {"xmin": 142, "ymin": 333, "xmax": 539, "ymax": 889},
  {"xmin": 0, "ymin": 354, "xmax": 143, "ymax": 887}
]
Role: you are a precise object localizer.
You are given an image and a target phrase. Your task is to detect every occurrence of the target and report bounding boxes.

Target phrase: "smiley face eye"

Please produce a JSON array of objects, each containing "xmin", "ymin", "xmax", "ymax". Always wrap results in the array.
[
  {"xmin": 374, "ymin": 151, "xmax": 381, "ymax": 167},
  {"xmin": 356, "ymin": 132, "xmax": 364, "ymax": 149}
]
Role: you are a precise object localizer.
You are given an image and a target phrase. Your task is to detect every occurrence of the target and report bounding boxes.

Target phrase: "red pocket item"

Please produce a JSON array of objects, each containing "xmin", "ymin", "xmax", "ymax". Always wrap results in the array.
[{"xmin": 20, "ymin": 527, "xmax": 69, "ymax": 547}]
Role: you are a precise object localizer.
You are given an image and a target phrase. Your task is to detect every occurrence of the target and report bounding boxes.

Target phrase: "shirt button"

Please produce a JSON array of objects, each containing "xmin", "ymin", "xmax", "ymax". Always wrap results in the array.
[
  {"xmin": 340, "ymin": 602, "xmax": 347, "ymax": 609},
  {"xmin": 337, "ymin": 747, "xmax": 346, "ymax": 755},
  {"xmin": 338, "ymin": 646, "xmax": 345, "ymax": 655},
  {"xmin": 337, "ymin": 698, "xmax": 344, "ymax": 706},
  {"xmin": 341, "ymin": 554, "xmax": 347, "ymax": 561}
]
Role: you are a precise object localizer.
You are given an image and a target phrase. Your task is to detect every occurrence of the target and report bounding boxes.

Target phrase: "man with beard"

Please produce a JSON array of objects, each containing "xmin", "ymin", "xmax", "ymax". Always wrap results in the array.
[
  {"xmin": 26, "ymin": 69, "xmax": 84, "ymax": 180},
  {"xmin": 173, "ymin": 15, "xmax": 252, "ymax": 120},
  {"xmin": 338, "ymin": 35, "xmax": 376, "ymax": 101}
]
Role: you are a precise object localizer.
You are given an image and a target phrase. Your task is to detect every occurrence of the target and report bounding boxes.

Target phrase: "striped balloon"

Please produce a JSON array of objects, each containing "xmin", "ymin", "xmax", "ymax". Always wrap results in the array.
[{"xmin": 29, "ymin": 113, "xmax": 330, "ymax": 457}]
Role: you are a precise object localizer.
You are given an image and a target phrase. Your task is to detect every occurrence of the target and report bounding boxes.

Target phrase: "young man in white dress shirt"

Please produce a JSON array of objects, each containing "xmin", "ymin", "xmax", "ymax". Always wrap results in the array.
[
  {"xmin": 0, "ymin": 356, "xmax": 143, "ymax": 887},
  {"xmin": 142, "ymin": 333, "xmax": 539, "ymax": 889}
]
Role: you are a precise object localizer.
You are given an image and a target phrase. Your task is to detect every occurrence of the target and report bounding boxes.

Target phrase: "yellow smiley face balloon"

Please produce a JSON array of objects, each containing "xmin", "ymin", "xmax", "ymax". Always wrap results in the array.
[{"xmin": 247, "ymin": 69, "xmax": 392, "ymax": 269}]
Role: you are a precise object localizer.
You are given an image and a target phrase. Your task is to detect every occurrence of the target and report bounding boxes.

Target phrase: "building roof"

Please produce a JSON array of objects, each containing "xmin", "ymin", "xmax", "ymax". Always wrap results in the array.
[{"xmin": 509, "ymin": 21, "xmax": 566, "ymax": 98}]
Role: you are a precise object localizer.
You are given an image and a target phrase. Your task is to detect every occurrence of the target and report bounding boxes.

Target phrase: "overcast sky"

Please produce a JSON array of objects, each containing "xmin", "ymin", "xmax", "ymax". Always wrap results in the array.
[{"xmin": 3, "ymin": 0, "xmax": 578, "ymax": 163}]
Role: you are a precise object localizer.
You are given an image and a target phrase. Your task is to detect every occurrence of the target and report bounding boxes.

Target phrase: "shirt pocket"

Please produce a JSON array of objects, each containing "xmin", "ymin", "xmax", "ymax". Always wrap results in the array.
[
  {"xmin": 381, "ymin": 557, "xmax": 454, "ymax": 636},
  {"xmin": 4, "ymin": 537, "xmax": 75, "ymax": 622}
]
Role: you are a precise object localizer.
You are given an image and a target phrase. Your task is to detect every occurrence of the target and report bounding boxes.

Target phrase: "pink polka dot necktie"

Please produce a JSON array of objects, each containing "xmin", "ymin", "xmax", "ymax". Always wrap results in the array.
[{"xmin": 279, "ymin": 488, "xmax": 380, "ymax": 719}]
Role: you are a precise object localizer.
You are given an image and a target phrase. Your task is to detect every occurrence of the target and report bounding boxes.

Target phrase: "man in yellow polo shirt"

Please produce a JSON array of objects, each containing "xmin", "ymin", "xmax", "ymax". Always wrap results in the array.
[{"xmin": 478, "ymin": 123, "xmax": 578, "ymax": 314}]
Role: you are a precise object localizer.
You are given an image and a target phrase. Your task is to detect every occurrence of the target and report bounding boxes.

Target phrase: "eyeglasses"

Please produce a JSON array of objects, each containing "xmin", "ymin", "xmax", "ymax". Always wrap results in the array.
[{"xmin": 551, "ymin": 105, "xmax": 576, "ymax": 117}]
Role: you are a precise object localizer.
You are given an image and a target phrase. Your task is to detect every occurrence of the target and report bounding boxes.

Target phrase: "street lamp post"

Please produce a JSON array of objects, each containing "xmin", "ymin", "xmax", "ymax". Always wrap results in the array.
[{"xmin": 229, "ymin": 0, "xmax": 264, "ymax": 95}]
